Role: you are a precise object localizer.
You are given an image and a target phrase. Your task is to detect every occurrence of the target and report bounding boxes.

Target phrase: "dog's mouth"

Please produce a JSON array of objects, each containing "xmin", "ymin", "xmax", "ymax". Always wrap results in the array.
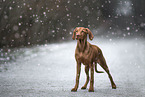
[
  {"xmin": 76, "ymin": 38, "xmax": 81, "ymax": 40},
  {"xmin": 79, "ymin": 39, "xmax": 83, "ymax": 43},
  {"xmin": 76, "ymin": 36, "xmax": 82, "ymax": 40}
]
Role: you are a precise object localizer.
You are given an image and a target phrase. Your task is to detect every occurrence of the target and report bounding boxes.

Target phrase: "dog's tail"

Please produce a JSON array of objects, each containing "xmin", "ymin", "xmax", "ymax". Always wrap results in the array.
[{"xmin": 95, "ymin": 63, "xmax": 104, "ymax": 73}]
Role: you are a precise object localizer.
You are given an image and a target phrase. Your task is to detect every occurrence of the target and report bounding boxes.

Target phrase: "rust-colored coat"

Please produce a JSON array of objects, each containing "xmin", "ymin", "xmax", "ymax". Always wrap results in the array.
[{"xmin": 71, "ymin": 27, "xmax": 116, "ymax": 92}]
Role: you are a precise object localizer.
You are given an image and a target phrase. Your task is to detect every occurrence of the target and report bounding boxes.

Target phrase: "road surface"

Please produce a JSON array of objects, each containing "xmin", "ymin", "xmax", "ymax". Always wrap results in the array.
[{"xmin": 0, "ymin": 37, "xmax": 145, "ymax": 97}]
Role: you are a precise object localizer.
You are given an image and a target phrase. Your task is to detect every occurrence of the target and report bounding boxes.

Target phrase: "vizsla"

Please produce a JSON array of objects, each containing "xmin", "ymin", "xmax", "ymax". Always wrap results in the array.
[{"xmin": 71, "ymin": 27, "xmax": 116, "ymax": 92}]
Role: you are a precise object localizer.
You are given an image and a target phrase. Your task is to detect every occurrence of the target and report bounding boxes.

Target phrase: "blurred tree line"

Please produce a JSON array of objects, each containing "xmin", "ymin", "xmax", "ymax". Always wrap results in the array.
[
  {"xmin": 0, "ymin": 0, "xmax": 102, "ymax": 48},
  {"xmin": 101, "ymin": 0, "xmax": 145, "ymax": 31},
  {"xmin": 0, "ymin": 0, "xmax": 145, "ymax": 48}
]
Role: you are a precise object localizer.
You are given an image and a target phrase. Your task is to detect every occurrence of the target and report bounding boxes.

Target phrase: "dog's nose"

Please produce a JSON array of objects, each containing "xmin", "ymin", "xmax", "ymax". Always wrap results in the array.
[
  {"xmin": 76, "ymin": 34, "xmax": 80, "ymax": 37},
  {"xmin": 76, "ymin": 33, "xmax": 80, "ymax": 37},
  {"xmin": 76, "ymin": 34, "xmax": 80, "ymax": 39},
  {"xmin": 76, "ymin": 34, "xmax": 80, "ymax": 38}
]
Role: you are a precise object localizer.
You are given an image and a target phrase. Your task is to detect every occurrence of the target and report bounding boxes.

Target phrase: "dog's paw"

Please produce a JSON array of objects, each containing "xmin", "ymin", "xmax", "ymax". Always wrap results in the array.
[
  {"xmin": 81, "ymin": 86, "xmax": 86, "ymax": 90},
  {"xmin": 112, "ymin": 84, "xmax": 116, "ymax": 89},
  {"xmin": 71, "ymin": 88, "xmax": 77, "ymax": 92},
  {"xmin": 88, "ymin": 88, "xmax": 94, "ymax": 92}
]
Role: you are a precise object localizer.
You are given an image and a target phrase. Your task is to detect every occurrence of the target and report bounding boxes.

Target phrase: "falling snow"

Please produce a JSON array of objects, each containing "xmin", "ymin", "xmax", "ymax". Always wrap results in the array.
[{"xmin": 126, "ymin": 27, "xmax": 130, "ymax": 31}]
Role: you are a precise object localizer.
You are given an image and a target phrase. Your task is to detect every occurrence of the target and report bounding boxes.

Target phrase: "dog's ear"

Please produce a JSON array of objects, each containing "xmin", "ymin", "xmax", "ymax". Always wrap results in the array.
[
  {"xmin": 72, "ymin": 28, "xmax": 77, "ymax": 40},
  {"xmin": 86, "ymin": 28, "xmax": 94, "ymax": 40}
]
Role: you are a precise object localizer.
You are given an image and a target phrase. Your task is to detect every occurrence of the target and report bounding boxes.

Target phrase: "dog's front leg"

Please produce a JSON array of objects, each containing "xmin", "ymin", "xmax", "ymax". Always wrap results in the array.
[
  {"xmin": 71, "ymin": 62, "xmax": 81, "ymax": 92},
  {"xmin": 89, "ymin": 64, "xmax": 94, "ymax": 92}
]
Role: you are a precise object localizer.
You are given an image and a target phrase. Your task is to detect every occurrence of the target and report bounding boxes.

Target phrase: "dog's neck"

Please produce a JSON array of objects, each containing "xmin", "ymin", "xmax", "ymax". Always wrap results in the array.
[{"xmin": 77, "ymin": 38, "xmax": 88, "ymax": 52}]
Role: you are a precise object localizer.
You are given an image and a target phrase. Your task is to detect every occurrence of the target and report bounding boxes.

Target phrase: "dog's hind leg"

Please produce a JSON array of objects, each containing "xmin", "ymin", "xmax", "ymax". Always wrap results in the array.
[
  {"xmin": 88, "ymin": 64, "xmax": 94, "ymax": 92},
  {"xmin": 98, "ymin": 55, "xmax": 116, "ymax": 89},
  {"xmin": 81, "ymin": 65, "xmax": 89, "ymax": 89}
]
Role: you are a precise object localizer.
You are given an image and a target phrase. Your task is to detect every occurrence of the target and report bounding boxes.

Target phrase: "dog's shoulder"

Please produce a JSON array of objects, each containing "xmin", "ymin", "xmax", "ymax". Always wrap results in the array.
[{"xmin": 89, "ymin": 43, "xmax": 102, "ymax": 53}]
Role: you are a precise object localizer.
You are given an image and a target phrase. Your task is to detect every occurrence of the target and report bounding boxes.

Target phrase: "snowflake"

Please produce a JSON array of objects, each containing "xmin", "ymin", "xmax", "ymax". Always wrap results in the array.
[
  {"xmin": 126, "ymin": 27, "xmax": 130, "ymax": 30},
  {"xmin": 9, "ymin": 7, "xmax": 12, "ymax": 10},
  {"xmin": 29, "ymin": 7, "xmax": 32, "ymax": 10},
  {"xmin": 56, "ymin": 5, "xmax": 59, "ymax": 8},
  {"xmin": 13, "ymin": 25, "xmax": 19, "ymax": 31}
]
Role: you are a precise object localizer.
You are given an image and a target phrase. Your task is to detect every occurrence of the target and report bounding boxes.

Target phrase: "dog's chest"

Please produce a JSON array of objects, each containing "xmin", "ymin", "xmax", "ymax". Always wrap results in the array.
[{"xmin": 76, "ymin": 52, "xmax": 91, "ymax": 65}]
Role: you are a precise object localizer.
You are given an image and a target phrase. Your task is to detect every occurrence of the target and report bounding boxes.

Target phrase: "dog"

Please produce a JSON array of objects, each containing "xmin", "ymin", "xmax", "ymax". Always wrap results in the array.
[{"xmin": 71, "ymin": 27, "xmax": 116, "ymax": 92}]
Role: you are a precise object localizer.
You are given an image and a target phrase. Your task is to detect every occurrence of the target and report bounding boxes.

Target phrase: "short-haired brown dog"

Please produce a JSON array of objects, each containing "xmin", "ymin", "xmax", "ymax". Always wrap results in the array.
[{"xmin": 71, "ymin": 27, "xmax": 116, "ymax": 92}]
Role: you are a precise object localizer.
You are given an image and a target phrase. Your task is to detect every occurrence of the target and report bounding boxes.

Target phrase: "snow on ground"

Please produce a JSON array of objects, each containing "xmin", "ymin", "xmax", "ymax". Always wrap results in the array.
[{"xmin": 0, "ymin": 37, "xmax": 145, "ymax": 97}]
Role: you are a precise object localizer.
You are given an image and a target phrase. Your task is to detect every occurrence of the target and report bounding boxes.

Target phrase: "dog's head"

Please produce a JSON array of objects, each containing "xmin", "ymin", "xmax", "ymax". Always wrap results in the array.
[{"xmin": 72, "ymin": 27, "xmax": 94, "ymax": 40}]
